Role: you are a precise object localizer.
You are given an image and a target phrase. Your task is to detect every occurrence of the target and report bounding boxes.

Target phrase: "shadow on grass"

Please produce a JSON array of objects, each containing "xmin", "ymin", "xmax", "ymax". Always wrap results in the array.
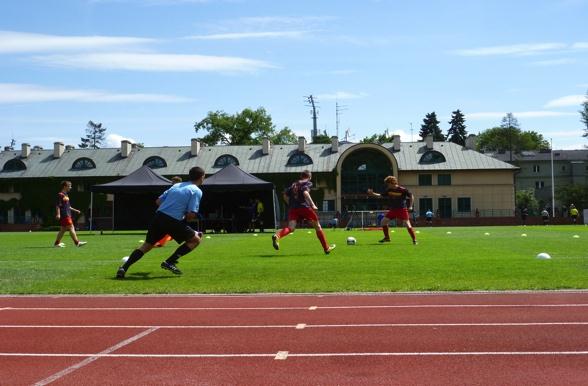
[{"xmin": 110, "ymin": 271, "xmax": 181, "ymax": 281}]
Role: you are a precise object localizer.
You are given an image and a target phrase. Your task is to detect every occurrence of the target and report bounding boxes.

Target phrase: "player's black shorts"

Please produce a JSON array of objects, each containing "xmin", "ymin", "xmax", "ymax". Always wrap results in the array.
[{"xmin": 145, "ymin": 212, "xmax": 196, "ymax": 245}]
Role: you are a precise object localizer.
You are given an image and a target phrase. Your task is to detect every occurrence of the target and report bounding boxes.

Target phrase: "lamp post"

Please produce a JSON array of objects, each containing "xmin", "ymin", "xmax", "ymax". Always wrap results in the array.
[{"xmin": 550, "ymin": 138, "xmax": 555, "ymax": 218}]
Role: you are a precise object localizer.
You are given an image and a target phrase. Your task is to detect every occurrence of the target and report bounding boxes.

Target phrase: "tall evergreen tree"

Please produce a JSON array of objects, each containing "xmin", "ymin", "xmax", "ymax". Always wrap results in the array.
[
  {"xmin": 500, "ymin": 113, "xmax": 520, "ymax": 161},
  {"xmin": 446, "ymin": 109, "xmax": 468, "ymax": 146},
  {"xmin": 419, "ymin": 112, "xmax": 444, "ymax": 141},
  {"xmin": 79, "ymin": 121, "xmax": 107, "ymax": 149},
  {"xmin": 580, "ymin": 90, "xmax": 588, "ymax": 140}
]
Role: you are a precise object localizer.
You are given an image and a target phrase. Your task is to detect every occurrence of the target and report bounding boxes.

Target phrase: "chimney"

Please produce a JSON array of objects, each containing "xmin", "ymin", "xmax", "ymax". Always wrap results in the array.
[
  {"xmin": 392, "ymin": 135, "xmax": 401, "ymax": 152},
  {"xmin": 65, "ymin": 145, "xmax": 75, "ymax": 150},
  {"xmin": 53, "ymin": 142, "xmax": 64, "ymax": 158},
  {"xmin": 330, "ymin": 136, "xmax": 339, "ymax": 153},
  {"xmin": 425, "ymin": 135, "xmax": 433, "ymax": 150},
  {"xmin": 21, "ymin": 143, "xmax": 30, "ymax": 158},
  {"xmin": 262, "ymin": 138, "xmax": 271, "ymax": 155},
  {"xmin": 465, "ymin": 134, "xmax": 477, "ymax": 150},
  {"xmin": 121, "ymin": 140, "xmax": 132, "ymax": 158},
  {"xmin": 298, "ymin": 136, "xmax": 306, "ymax": 153},
  {"xmin": 190, "ymin": 138, "xmax": 201, "ymax": 157}
]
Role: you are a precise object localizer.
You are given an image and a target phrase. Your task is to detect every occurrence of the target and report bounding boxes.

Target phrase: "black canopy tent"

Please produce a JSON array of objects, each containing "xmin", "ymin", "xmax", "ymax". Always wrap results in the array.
[
  {"xmin": 90, "ymin": 165, "xmax": 172, "ymax": 230},
  {"xmin": 201, "ymin": 164, "xmax": 278, "ymax": 232}
]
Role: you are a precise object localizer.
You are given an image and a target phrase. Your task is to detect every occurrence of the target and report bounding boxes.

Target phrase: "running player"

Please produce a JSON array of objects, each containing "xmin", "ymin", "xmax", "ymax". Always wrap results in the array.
[
  {"xmin": 154, "ymin": 176, "xmax": 182, "ymax": 247},
  {"xmin": 116, "ymin": 167, "xmax": 205, "ymax": 279},
  {"xmin": 367, "ymin": 175, "xmax": 417, "ymax": 245},
  {"xmin": 272, "ymin": 170, "xmax": 335, "ymax": 254},
  {"xmin": 53, "ymin": 181, "xmax": 86, "ymax": 247}
]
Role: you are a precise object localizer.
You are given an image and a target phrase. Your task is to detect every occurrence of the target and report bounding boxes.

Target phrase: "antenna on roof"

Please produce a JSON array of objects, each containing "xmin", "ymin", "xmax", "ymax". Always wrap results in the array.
[{"xmin": 304, "ymin": 95, "xmax": 319, "ymax": 139}]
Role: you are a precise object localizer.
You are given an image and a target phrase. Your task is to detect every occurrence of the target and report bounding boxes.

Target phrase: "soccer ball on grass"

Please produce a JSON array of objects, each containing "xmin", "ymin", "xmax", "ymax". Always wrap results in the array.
[{"xmin": 346, "ymin": 236, "xmax": 357, "ymax": 245}]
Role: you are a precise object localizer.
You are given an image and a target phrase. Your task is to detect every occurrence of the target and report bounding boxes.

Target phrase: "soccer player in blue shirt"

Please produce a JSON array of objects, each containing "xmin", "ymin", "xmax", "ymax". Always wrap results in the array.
[{"xmin": 116, "ymin": 167, "xmax": 205, "ymax": 279}]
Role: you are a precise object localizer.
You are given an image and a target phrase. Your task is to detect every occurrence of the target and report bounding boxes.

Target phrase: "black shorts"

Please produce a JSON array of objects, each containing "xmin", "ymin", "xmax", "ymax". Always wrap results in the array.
[{"xmin": 145, "ymin": 212, "xmax": 196, "ymax": 245}]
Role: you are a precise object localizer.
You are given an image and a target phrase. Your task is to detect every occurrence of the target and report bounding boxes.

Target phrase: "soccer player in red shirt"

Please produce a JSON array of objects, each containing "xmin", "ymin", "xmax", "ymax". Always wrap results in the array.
[
  {"xmin": 53, "ymin": 181, "xmax": 86, "ymax": 247},
  {"xmin": 367, "ymin": 175, "xmax": 417, "ymax": 245},
  {"xmin": 272, "ymin": 170, "xmax": 335, "ymax": 254}
]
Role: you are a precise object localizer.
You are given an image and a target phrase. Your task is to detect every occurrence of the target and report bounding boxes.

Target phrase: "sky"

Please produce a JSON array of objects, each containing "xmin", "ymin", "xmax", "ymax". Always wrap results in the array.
[{"xmin": 1, "ymin": 0, "xmax": 587, "ymax": 151}]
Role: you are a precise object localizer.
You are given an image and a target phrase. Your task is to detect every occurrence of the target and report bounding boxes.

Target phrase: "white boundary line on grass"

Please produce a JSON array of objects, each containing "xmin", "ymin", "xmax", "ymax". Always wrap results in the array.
[
  {"xmin": 3, "ymin": 322, "xmax": 588, "ymax": 329},
  {"xmin": 32, "ymin": 327, "xmax": 158, "ymax": 386}
]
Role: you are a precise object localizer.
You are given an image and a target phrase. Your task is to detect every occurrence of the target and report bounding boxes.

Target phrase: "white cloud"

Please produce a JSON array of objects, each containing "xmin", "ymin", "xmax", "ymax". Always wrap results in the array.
[
  {"xmin": 186, "ymin": 30, "xmax": 308, "ymax": 40},
  {"xmin": 33, "ymin": 52, "xmax": 274, "ymax": 72},
  {"xmin": 544, "ymin": 95, "xmax": 587, "ymax": 108},
  {"xmin": 0, "ymin": 83, "xmax": 193, "ymax": 104},
  {"xmin": 0, "ymin": 31, "xmax": 154, "ymax": 53},
  {"xmin": 466, "ymin": 111, "xmax": 576, "ymax": 120},
  {"xmin": 105, "ymin": 133, "xmax": 137, "ymax": 148},
  {"xmin": 530, "ymin": 58, "xmax": 576, "ymax": 66},
  {"xmin": 454, "ymin": 43, "xmax": 567, "ymax": 56},
  {"xmin": 316, "ymin": 91, "xmax": 368, "ymax": 100}
]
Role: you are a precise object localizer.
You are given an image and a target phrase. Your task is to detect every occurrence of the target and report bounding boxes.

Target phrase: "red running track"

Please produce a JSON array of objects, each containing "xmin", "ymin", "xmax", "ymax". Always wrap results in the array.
[{"xmin": 1, "ymin": 291, "xmax": 588, "ymax": 385}]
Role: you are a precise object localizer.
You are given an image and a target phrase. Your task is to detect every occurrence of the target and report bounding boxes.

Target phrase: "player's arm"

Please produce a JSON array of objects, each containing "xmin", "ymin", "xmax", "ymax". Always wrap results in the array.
[
  {"xmin": 70, "ymin": 207, "xmax": 81, "ymax": 214},
  {"xmin": 367, "ymin": 188, "xmax": 381, "ymax": 198},
  {"xmin": 184, "ymin": 189, "xmax": 202, "ymax": 221},
  {"xmin": 407, "ymin": 193, "xmax": 414, "ymax": 211},
  {"xmin": 55, "ymin": 194, "xmax": 62, "ymax": 220},
  {"xmin": 157, "ymin": 189, "xmax": 169, "ymax": 207},
  {"xmin": 303, "ymin": 190, "xmax": 318, "ymax": 210},
  {"xmin": 282, "ymin": 191, "xmax": 289, "ymax": 205}
]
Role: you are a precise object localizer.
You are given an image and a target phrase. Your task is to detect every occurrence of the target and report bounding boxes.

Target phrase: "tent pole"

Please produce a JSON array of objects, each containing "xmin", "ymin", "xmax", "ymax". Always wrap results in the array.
[
  {"xmin": 89, "ymin": 191, "xmax": 93, "ymax": 232},
  {"xmin": 272, "ymin": 188, "xmax": 278, "ymax": 230},
  {"xmin": 111, "ymin": 194, "xmax": 115, "ymax": 232}
]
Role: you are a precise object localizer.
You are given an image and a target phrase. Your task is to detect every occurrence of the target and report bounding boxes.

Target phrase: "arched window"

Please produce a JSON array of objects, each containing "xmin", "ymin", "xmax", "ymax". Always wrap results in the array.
[
  {"xmin": 213, "ymin": 154, "xmax": 239, "ymax": 168},
  {"xmin": 419, "ymin": 150, "xmax": 446, "ymax": 164},
  {"xmin": 72, "ymin": 157, "xmax": 96, "ymax": 170},
  {"xmin": 143, "ymin": 156, "xmax": 167, "ymax": 169},
  {"xmin": 287, "ymin": 153, "xmax": 313, "ymax": 166},
  {"xmin": 2, "ymin": 158, "xmax": 26, "ymax": 172}
]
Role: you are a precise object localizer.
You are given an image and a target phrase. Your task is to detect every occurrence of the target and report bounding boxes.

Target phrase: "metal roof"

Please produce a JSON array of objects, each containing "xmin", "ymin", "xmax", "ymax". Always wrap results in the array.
[
  {"xmin": 488, "ymin": 149, "xmax": 588, "ymax": 163},
  {"xmin": 0, "ymin": 140, "xmax": 516, "ymax": 179}
]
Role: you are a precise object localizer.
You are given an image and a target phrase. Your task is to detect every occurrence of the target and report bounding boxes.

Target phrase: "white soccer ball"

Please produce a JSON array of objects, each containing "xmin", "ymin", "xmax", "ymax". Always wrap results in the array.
[
  {"xmin": 536, "ymin": 252, "xmax": 551, "ymax": 260},
  {"xmin": 121, "ymin": 256, "xmax": 129, "ymax": 263},
  {"xmin": 346, "ymin": 236, "xmax": 357, "ymax": 245}
]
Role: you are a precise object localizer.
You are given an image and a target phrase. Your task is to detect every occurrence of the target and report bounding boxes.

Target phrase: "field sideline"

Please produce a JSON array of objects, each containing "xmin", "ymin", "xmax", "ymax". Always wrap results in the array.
[{"xmin": 0, "ymin": 225, "xmax": 586, "ymax": 294}]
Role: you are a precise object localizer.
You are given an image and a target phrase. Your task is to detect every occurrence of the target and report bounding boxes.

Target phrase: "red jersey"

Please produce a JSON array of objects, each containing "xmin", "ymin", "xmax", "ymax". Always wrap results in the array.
[
  {"xmin": 56, "ymin": 192, "xmax": 72, "ymax": 218},
  {"xmin": 285, "ymin": 180, "xmax": 313, "ymax": 209},
  {"xmin": 380, "ymin": 185, "xmax": 412, "ymax": 209}
]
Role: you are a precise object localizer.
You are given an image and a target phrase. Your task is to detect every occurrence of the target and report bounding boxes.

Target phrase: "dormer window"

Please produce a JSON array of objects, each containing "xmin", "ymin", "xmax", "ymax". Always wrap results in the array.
[
  {"xmin": 419, "ymin": 150, "xmax": 446, "ymax": 164},
  {"xmin": 72, "ymin": 157, "xmax": 96, "ymax": 170},
  {"xmin": 143, "ymin": 156, "xmax": 167, "ymax": 169},
  {"xmin": 287, "ymin": 153, "xmax": 313, "ymax": 166},
  {"xmin": 214, "ymin": 154, "xmax": 239, "ymax": 168},
  {"xmin": 2, "ymin": 158, "xmax": 26, "ymax": 172}
]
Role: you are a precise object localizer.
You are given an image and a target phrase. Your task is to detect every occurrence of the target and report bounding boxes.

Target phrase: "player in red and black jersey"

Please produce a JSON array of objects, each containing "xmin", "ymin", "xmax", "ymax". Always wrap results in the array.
[
  {"xmin": 53, "ymin": 181, "xmax": 86, "ymax": 247},
  {"xmin": 272, "ymin": 170, "xmax": 335, "ymax": 254},
  {"xmin": 367, "ymin": 175, "xmax": 417, "ymax": 245}
]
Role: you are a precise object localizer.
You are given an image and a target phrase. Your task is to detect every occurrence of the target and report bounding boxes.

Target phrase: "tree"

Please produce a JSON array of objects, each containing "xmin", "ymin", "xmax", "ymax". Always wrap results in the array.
[
  {"xmin": 580, "ymin": 90, "xmax": 588, "ymax": 140},
  {"xmin": 515, "ymin": 189, "xmax": 539, "ymax": 213},
  {"xmin": 269, "ymin": 127, "xmax": 298, "ymax": 145},
  {"xmin": 194, "ymin": 107, "xmax": 293, "ymax": 146},
  {"xmin": 79, "ymin": 121, "xmax": 106, "ymax": 149},
  {"xmin": 476, "ymin": 113, "xmax": 549, "ymax": 154},
  {"xmin": 419, "ymin": 112, "xmax": 444, "ymax": 141},
  {"xmin": 446, "ymin": 109, "xmax": 468, "ymax": 146},
  {"xmin": 360, "ymin": 130, "xmax": 395, "ymax": 144},
  {"xmin": 312, "ymin": 130, "xmax": 332, "ymax": 144},
  {"xmin": 556, "ymin": 184, "xmax": 588, "ymax": 212}
]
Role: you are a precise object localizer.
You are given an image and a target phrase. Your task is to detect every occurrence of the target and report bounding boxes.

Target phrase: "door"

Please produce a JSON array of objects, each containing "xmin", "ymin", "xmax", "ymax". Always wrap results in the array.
[
  {"xmin": 438, "ymin": 197, "xmax": 452, "ymax": 218},
  {"xmin": 419, "ymin": 198, "xmax": 433, "ymax": 217}
]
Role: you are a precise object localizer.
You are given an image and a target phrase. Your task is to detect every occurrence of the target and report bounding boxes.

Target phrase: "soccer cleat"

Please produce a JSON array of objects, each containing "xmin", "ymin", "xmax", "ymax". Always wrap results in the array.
[
  {"xmin": 161, "ymin": 261, "xmax": 182, "ymax": 275},
  {"xmin": 76, "ymin": 241, "xmax": 87, "ymax": 247},
  {"xmin": 324, "ymin": 244, "xmax": 336, "ymax": 255},
  {"xmin": 54, "ymin": 242, "xmax": 65, "ymax": 248},
  {"xmin": 413, "ymin": 240, "xmax": 418, "ymax": 245},
  {"xmin": 116, "ymin": 267, "xmax": 126, "ymax": 279},
  {"xmin": 378, "ymin": 238, "xmax": 391, "ymax": 243},
  {"xmin": 272, "ymin": 234, "xmax": 280, "ymax": 250}
]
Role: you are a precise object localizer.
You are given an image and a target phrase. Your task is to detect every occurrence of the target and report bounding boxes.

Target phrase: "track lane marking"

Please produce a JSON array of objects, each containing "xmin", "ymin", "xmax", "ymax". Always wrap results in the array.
[
  {"xmin": 274, "ymin": 351, "xmax": 289, "ymax": 360},
  {"xmin": 32, "ymin": 327, "xmax": 158, "ymax": 386},
  {"xmin": 3, "ymin": 351, "xmax": 588, "ymax": 359}
]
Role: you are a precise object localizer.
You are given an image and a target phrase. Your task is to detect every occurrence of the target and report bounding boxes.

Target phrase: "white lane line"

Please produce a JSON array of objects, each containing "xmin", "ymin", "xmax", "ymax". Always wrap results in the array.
[
  {"xmin": 32, "ymin": 327, "xmax": 157, "ymax": 386},
  {"xmin": 3, "ymin": 304, "xmax": 588, "ymax": 311},
  {"xmin": 2, "ymin": 322, "xmax": 588, "ymax": 329},
  {"xmin": 274, "ymin": 351, "xmax": 289, "ymax": 360},
  {"xmin": 1, "ymin": 351, "xmax": 587, "ymax": 359}
]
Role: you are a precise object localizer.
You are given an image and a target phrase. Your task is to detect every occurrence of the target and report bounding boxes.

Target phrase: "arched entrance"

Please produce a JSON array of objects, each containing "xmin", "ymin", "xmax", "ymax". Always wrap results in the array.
[{"xmin": 336, "ymin": 145, "xmax": 397, "ymax": 211}]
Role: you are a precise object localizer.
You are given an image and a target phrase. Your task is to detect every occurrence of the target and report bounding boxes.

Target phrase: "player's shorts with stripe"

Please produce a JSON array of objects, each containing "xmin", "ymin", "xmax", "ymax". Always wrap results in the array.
[
  {"xmin": 288, "ymin": 207, "xmax": 319, "ymax": 222},
  {"xmin": 146, "ymin": 212, "xmax": 196, "ymax": 245},
  {"xmin": 59, "ymin": 216, "xmax": 73, "ymax": 227},
  {"xmin": 385, "ymin": 208, "xmax": 410, "ymax": 221}
]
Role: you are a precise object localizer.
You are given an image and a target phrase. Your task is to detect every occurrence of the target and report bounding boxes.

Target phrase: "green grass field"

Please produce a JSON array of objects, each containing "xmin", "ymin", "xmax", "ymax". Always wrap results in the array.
[{"xmin": 0, "ymin": 225, "xmax": 586, "ymax": 294}]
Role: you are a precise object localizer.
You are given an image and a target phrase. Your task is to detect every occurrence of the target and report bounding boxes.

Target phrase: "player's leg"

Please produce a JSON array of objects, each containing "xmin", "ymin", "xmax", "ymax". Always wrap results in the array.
[
  {"xmin": 66, "ymin": 223, "xmax": 85, "ymax": 246},
  {"xmin": 54, "ymin": 227, "xmax": 66, "ymax": 247},
  {"xmin": 309, "ymin": 218, "xmax": 335, "ymax": 254},
  {"xmin": 403, "ymin": 219, "xmax": 417, "ymax": 244},
  {"xmin": 380, "ymin": 215, "xmax": 391, "ymax": 242},
  {"xmin": 161, "ymin": 229, "xmax": 201, "ymax": 275}
]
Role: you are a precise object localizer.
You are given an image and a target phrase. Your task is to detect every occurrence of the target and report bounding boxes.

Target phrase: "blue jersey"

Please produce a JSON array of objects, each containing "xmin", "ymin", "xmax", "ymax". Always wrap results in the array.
[{"xmin": 157, "ymin": 182, "xmax": 202, "ymax": 221}]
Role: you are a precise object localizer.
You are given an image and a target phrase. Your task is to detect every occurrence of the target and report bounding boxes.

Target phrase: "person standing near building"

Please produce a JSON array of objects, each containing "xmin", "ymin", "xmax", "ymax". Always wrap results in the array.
[
  {"xmin": 272, "ymin": 170, "xmax": 335, "ymax": 254},
  {"xmin": 541, "ymin": 208, "xmax": 550, "ymax": 225},
  {"xmin": 53, "ymin": 181, "xmax": 86, "ymax": 247},
  {"xmin": 367, "ymin": 175, "xmax": 417, "ymax": 245},
  {"xmin": 569, "ymin": 204, "xmax": 579, "ymax": 224},
  {"xmin": 252, "ymin": 198, "xmax": 265, "ymax": 232},
  {"xmin": 116, "ymin": 167, "xmax": 205, "ymax": 279},
  {"xmin": 425, "ymin": 209, "xmax": 433, "ymax": 226}
]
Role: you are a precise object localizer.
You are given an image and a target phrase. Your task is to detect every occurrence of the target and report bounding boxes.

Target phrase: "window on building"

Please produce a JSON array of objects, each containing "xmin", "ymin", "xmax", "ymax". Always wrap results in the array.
[
  {"xmin": 562, "ymin": 165, "xmax": 566, "ymax": 171},
  {"xmin": 286, "ymin": 152, "xmax": 313, "ymax": 166},
  {"xmin": 437, "ymin": 174, "xmax": 451, "ymax": 186},
  {"xmin": 533, "ymin": 165, "xmax": 540, "ymax": 173},
  {"xmin": 457, "ymin": 197, "xmax": 471, "ymax": 212},
  {"xmin": 72, "ymin": 157, "xmax": 96, "ymax": 170},
  {"xmin": 357, "ymin": 164, "xmax": 367, "ymax": 171},
  {"xmin": 535, "ymin": 181, "xmax": 545, "ymax": 189},
  {"xmin": 213, "ymin": 154, "xmax": 239, "ymax": 168},
  {"xmin": 2, "ymin": 158, "xmax": 26, "ymax": 172},
  {"xmin": 418, "ymin": 174, "xmax": 432, "ymax": 186},
  {"xmin": 419, "ymin": 150, "xmax": 446, "ymax": 164},
  {"xmin": 143, "ymin": 156, "xmax": 167, "ymax": 169}
]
